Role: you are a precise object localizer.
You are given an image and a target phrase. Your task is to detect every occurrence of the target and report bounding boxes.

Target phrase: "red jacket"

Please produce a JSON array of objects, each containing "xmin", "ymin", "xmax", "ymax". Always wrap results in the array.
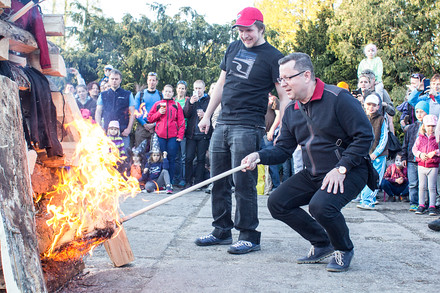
[
  {"xmin": 148, "ymin": 99, "xmax": 185, "ymax": 140},
  {"xmin": 383, "ymin": 164, "xmax": 407, "ymax": 185},
  {"xmin": 412, "ymin": 134, "xmax": 440, "ymax": 168}
]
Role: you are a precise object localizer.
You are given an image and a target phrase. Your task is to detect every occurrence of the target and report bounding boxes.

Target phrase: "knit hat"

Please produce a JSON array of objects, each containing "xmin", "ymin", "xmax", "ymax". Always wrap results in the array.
[
  {"xmin": 423, "ymin": 114, "xmax": 437, "ymax": 126},
  {"xmin": 415, "ymin": 101, "xmax": 429, "ymax": 115},
  {"xmin": 232, "ymin": 7, "xmax": 264, "ymax": 28},
  {"xmin": 364, "ymin": 94, "xmax": 380, "ymax": 105},
  {"xmin": 337, "ymin": 81, "xmax": 349, "ymax": 90},
  {"xmin": 108, "ymin": 120, "xmax": 120, "ymax": 129}
]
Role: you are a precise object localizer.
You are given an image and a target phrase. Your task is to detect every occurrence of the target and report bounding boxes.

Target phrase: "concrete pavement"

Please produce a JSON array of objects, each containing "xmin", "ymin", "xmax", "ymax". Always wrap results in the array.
[{"xmin": 60, "ymin": 190, "xmax": 440, "ymax": 292}]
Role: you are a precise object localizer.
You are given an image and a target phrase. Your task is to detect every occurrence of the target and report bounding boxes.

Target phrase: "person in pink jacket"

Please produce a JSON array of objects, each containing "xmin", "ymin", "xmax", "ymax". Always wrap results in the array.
[
  {"xmin": 412, "ymin": 114, "xmax": 440, "ymax": 215},
  {"xmin": 148, "ymin": 84, "xmax": 185, "ymax": 187}
]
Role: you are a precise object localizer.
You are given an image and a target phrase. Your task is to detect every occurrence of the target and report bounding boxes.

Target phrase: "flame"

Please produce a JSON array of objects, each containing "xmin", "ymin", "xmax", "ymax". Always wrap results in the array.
[
  {"xmin": 42, "ymin": 119, "xmax": 140, "ymax": 261},
  {"xmin": 134, "ymin": 102, "xmax": 147, "ymax": 119}
]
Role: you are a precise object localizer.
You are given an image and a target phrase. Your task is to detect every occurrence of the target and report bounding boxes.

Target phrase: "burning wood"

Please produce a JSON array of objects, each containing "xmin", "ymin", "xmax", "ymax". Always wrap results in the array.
[
  {"xmin": 41, "ymin": 225, "xmax": 115, "ymax": 262},
  {"xmin": 41, "ymin": 119, "xmax": 140, "ymax": 262}
]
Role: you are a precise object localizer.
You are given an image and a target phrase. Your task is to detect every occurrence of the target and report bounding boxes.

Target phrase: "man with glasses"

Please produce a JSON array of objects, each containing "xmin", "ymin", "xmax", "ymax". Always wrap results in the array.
[
  {"xmin": 134, "ymin": 72, "xmax": 163, "ymax": 148},
  {"xmin": 195, "ymin": 7, "xmax": 286, "ymax": 254},
  {"xmin": 241, "ymin": 53, "xmax": 373, "ymax": 272}
]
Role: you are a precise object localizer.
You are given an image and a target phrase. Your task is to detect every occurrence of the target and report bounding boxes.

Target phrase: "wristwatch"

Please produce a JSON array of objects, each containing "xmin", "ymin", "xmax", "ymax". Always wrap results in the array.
[{"xmin": 336, "ymin": 166, "xmax": 347, "ymax": 175}]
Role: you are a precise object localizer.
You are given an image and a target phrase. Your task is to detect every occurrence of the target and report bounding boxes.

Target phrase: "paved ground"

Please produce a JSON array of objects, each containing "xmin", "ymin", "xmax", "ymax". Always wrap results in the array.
[{"xmin": 60, "ymin": 189, "xmax": 440, "ymax": 293}]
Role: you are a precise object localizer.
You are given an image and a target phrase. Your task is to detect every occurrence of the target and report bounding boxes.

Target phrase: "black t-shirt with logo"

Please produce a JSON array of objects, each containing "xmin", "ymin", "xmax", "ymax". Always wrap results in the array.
[{"xmin": 217, "ymin": 40, "xmax": 283, "ymax": 127}]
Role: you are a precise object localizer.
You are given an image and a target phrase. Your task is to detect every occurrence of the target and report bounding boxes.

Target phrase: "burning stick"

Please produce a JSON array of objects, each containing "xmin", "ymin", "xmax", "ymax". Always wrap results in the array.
[
  {"xmin": 121, "ymin": 160, "xmax": 260, "ymax": 223},
  {"xmin": 102, "ymin": 160, "xmax": 258, "ymax": 267}
]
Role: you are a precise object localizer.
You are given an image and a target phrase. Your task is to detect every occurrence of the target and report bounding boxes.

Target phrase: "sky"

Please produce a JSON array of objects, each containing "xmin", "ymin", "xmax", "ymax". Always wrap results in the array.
[{"xmin": 40, "ymin": 0, "xmax": 256, "ymax": 25}]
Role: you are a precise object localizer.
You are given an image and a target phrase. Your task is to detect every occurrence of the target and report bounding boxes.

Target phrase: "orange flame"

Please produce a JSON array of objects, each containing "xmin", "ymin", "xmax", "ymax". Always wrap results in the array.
[
  {"xmin": 43, "ymin": 119, "xmax": 140, "ymax": 260},
  {"xmin": 134, "ymin": 102, "xmax": 147, "ymax": 119}
]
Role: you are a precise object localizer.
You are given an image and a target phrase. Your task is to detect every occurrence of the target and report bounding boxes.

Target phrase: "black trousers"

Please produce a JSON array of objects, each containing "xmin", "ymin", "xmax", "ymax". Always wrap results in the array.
[
  {"xmin": 185, "ymin": 136, "xmax": 210, "ymax": 185},
  {"xmin": 267, "ymin": 163, "xmax": 367, "ymax": 251}
]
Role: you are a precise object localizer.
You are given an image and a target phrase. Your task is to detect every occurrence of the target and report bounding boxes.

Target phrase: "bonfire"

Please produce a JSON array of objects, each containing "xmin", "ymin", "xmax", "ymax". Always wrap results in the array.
[{"xmin": 42, "ymin": 119, "xmax": 140, "ymax": 261}]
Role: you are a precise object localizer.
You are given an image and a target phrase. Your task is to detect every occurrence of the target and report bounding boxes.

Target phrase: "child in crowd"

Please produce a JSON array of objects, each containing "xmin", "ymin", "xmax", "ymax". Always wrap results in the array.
[
  {"xmin": 358, "ymin": 43, "xmax": 384, "ymax": 98},
  {"xmin": 412, "ymin": 114, "xmax": 440, "ymax": 216},
  {"xmin": 107, "ymin": 120, "xmax": 127, "ymax": 159},
  {"xmin": 357, "ymin": 94, "xmax": 388, "ymax": 210},
  {"xmin": 130, "ymin": 152, "xmax": 143, "ymax": 188},
  {"xmin": 380, "ymin": 152, "xmax": 409, "ymax": 202},
  {"xmin": 148, "ymin": 84, "xmax": 185, "ymax": 189},
  {"xmin": 107, "ymin": 120, "xmax": 127, "ymax": 173},
  {"xmin": 141, "ymin": 150, "xmax": 172, "ymax": 194},
  {"xmin": 401, "ymin": 101, "xmax": 429, "ymax": 211}
]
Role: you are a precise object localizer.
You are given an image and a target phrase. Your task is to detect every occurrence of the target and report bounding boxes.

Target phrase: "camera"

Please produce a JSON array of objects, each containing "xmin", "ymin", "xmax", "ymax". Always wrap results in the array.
[{"xmin": 351, "ymin": 89, "xmax": 362, "ymax": 97}]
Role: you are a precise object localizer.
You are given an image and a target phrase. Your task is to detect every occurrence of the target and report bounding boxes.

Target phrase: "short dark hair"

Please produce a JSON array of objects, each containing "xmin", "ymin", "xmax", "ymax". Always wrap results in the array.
[
  {"xmin": 109, "ymin": 69, "xmax": 122, "ymax": 79},
  {"xmin": 279, "ymin": 53, "xmax": 315, "ymax": 79},
  {"xmin": 254, "ymin": 20, "xmax": 265, "ymax": 33}
]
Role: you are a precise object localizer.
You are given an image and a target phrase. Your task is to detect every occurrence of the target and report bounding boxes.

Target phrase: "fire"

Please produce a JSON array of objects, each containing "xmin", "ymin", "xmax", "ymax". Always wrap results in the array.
[
  {"xmin": 134, "ymin": 102, "xmax": 147, "ymax": 119},
  {"xmin": 42, "ymin": 119, "xmax": 140, "ymax": 261}
]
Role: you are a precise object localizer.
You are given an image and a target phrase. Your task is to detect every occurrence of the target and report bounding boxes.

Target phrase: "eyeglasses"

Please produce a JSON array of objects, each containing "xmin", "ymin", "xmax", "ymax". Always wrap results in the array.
[
  {"xmin": 277, "ymin": 71, "xmax": 306, "ymax": 83},
  {"xmin": 148, "ymin": 72, "xmax": 157, "ymax": 76}
]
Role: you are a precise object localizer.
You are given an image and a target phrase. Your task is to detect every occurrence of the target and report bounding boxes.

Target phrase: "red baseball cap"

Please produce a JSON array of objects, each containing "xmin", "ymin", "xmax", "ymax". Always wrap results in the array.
[{"xmin": 232, "ymin": 7, "xmax": 264, "ymax": 28}]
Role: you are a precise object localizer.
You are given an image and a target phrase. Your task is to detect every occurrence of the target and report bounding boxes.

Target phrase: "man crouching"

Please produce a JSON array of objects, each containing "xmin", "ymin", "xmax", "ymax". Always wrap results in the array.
[{"xmin": 242, "ymin": 52, "xmax": 373, "ymax": 272}]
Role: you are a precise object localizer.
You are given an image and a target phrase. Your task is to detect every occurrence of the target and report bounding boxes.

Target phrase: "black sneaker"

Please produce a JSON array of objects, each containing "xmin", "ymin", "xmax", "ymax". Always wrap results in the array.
[
  {"xmin": 326, "ymin": 250, "xmax": 354, "ymax": 272},
  {"xmin": 415, "ymin": 206, "xmax": 427, "ymax": 214},
  {"xmin": 428, "ymin": 218, "xmax": 440, "ymax": 231},
  {"xmin": 195, "ymin": 234, "xmax": 232, "ymax": 246},
  {"xmin": 297, "ymin": 245, "xmax": 334, "ymax": 264},
  {"xmin": 227, "ymin": 240, "xmax": 260, "ymax": 254},
  {"xmin": 428, "ymin": 207, "xmax": 437, "ymax": 216}
]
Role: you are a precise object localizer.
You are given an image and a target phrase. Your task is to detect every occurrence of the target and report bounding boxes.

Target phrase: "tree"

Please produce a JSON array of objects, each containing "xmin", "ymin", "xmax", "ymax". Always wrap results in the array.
[
  {"xmin": 255, "ymin": 0, "xmax": 335, "ymax": 52},
  {"xmin": 293, "ymin": 6, "xmax": 339, "ymax": 84},
  {"xmin": 328, "ymin": 0, "xmax": 440, "ymax": 91},
  {"xmin": 62, "ymin": 1, "xmax": 233, "ymax": 92}
]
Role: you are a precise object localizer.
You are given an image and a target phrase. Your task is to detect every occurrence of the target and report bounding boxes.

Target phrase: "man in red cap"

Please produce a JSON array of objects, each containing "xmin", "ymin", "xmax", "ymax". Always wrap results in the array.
[{"xmin": 196, "ymin": 7, "xmax": 286, "ymax": 254}]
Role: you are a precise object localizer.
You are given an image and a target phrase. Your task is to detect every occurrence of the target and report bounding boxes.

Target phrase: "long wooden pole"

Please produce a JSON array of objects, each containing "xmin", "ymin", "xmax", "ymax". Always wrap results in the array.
[{"xmin": 121, "ymin": 160, "xmax": 259, "ymax": 223}]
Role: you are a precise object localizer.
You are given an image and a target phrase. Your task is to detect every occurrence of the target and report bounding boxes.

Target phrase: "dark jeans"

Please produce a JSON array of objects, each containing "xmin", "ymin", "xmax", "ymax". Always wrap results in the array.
[
  {"xmin": 174, "ymin": 137, "xmax": 186, "ymax": 184},
  {"xmin": 407, "ymin": 161, "xmax": 419, "ymax": 205},
  {"xmin": 157, "ymin": 137, "xmax": 179, "ymax": 184},
  {"xmin": 261, "ymin": 135, "xmax": 280, "ymax": 188},
  {"xmin": 282, "ymin": 158, "xmax": 293, "ymax": 182},
  {"xmin": 210, "ymin": 124, "xmax": 264, "ymax": 244},
  {"xmin": 185, "ymin": 136, "xmax": 210, "ymax": 185},
  {"xmin": 267, "ymin": 163, "xmax": 368, "ymax": 251},
  {"xmin": 380, "ymin": 179, "xmax": 409, "ymax": 197}
]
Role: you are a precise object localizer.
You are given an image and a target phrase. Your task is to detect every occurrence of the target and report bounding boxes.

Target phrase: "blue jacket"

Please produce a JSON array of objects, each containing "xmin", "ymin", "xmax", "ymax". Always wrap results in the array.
[
  {"xmin": 101, "ymin": 87, "xmax": 132, "ymax": 131},
  {"xmin": 134, "ymin": 89, "xmax": 162, "ymax": 126},
  {"xmin": 408, "ymin": 90, "xmax": 440, "ymax": 116},
  {"xmin": 143, "ymin": 158, "xmax": 169, "ymax": 181}
]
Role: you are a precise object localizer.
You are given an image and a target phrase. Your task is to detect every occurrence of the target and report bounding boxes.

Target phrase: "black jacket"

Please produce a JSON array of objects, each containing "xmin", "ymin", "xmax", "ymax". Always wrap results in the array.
[
  {"xmin": 183, "ymin": 94, "xmax": 212, "ymax": 139},
  {"xmin": 259, "ymin": 79, "xmax": 373, "ymax": 176},
  {"xmin": 401, "ymin": 121, "xmax": 421, "ymax": 163},
  {"xmin": 21, "ymin": 67, "xmax": 63, "ymax": 157}
]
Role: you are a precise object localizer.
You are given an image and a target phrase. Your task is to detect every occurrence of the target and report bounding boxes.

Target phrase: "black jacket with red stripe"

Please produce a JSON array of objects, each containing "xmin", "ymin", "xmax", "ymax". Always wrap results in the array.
[{"xmin": 258, "ymin": 79, "xmax": 373, "ymax": 176}]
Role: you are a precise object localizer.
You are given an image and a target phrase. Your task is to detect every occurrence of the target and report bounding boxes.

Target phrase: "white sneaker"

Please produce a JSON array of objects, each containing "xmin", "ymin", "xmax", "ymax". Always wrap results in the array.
[{"xmin": 356, "ymin": 203, "xmax": 376, "ymax": 210}]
